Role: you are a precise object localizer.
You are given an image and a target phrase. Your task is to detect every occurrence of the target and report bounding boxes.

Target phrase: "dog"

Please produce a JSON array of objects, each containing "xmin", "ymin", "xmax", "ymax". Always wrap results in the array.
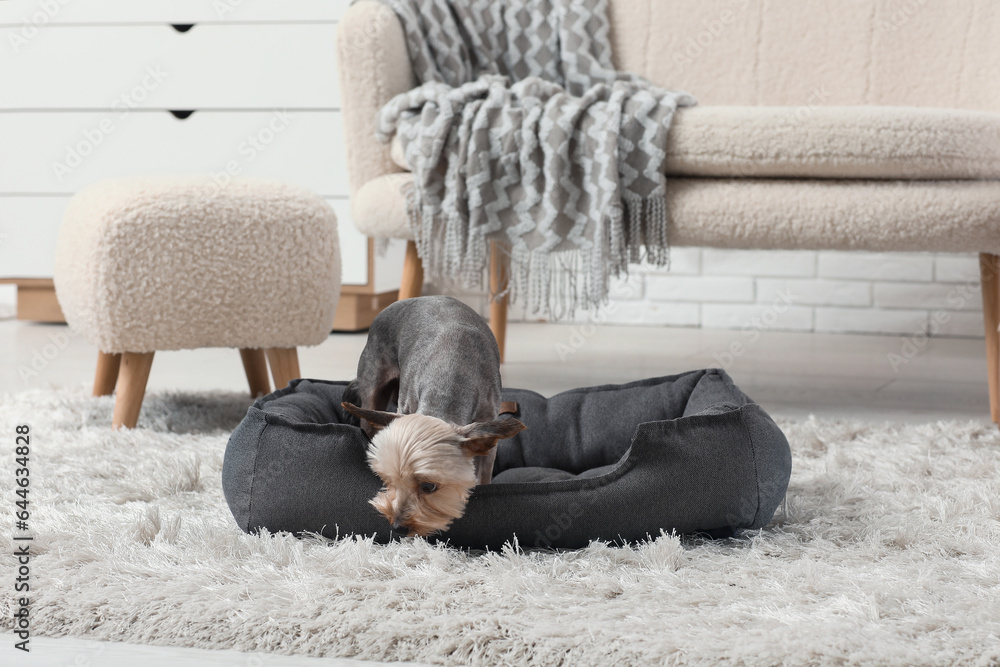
[{"xmin": 341, "ymin": 296, "xmax": 526, "ymax": 537}]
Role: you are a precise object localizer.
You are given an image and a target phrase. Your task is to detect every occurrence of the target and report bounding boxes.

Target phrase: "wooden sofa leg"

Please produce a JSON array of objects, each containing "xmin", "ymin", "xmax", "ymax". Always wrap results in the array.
[
  {"xmin": 93, "ymin": 351, "xmax": 122, "ymax": 397},
  {"xmin": 489, "ymin": 241, "xmax": 509, "ymax": 363},
  {"xmin": 398, "ymin": 240, "xmax": 424, "ymax": 301},
  {"xmin": 112, "ymin": 352, "xmax": 154, "ymax": 430},
  {"xmin": 266, "ymin": 347, "xmax": 301, "ymax": 390},
  {"xmin": 980, "ymin": 253, "xmax": 1000, "ymax": 424},
  {"xmin": 239, "ymin": 348, "xmax": 271, "ymax": 398}
]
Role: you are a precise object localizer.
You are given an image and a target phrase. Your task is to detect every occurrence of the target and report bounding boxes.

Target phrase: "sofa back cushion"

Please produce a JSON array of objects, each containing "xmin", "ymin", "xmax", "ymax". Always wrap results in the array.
[{"xmin": 608, "ymin": 0, "xmax": 999, "ymax": 112}]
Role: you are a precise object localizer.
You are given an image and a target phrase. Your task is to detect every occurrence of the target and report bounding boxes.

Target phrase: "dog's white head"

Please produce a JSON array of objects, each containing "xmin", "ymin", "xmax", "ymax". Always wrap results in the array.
[{"xmin": 342, "ymin": 403, "xmax": 525, "ymax": 536}]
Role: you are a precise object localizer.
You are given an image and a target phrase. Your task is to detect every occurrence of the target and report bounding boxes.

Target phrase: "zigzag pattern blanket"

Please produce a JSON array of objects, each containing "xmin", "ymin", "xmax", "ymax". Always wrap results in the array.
[{"xmin": 374, "ymin": 0, "xmax": 695, "ymax": 315}]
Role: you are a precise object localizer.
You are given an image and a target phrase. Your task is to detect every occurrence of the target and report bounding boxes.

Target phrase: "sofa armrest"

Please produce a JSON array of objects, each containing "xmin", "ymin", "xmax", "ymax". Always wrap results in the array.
[{"xmin": 336, "ymin": 0, "xmax": 416, "ymax": 198}]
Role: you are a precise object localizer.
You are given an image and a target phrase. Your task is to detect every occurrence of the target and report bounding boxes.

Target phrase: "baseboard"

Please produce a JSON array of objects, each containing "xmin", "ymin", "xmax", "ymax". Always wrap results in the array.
[
  {"xmin": 1, "ymin": 279, "xmax": 396, "ymax": 332},
  {"xmin": 0, "ymin": 280, "xmax": 66, "ymax": 323},
  {"xmin": 331, "ymin": 290, "xmax": 399, "ymax": 332}
]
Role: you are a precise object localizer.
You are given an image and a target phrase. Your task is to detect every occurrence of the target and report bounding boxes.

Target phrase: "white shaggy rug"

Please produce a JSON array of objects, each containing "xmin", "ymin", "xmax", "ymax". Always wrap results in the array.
[{"xmin": 1, "ymin": 386, "xmax": 999, "ymax": 666}]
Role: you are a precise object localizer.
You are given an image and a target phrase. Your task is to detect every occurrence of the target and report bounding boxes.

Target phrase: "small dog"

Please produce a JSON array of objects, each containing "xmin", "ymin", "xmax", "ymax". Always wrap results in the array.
[{"xmin": 342, "ymin": 296, "xmax": 525, "ymax": 537}]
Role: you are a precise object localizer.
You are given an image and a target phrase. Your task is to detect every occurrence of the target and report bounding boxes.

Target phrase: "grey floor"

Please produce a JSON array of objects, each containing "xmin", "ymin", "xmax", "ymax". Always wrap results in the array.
[
  {"xmin": 1, "ymin": 317, "xmax": 991, "ymax": 423},
  {"xmin": 0, "ymin": 317, "xmax": 992, "ymax": 666}
]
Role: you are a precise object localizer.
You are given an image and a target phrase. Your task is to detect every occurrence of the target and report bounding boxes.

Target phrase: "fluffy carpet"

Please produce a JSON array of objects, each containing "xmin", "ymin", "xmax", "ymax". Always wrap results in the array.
[{"xmin": 1, "ymin": 386, "xmax": 998, "ymax": 666}]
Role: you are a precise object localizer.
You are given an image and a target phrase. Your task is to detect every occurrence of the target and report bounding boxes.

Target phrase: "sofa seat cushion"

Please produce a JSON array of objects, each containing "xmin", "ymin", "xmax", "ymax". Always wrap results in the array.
[
  {"xmin": 389, "ymin": 106, "xmax": 1000, "ymax": 181},
  {"xmin": 353, "ymin": 173, "xmax": 1000, "ymax": 254}
]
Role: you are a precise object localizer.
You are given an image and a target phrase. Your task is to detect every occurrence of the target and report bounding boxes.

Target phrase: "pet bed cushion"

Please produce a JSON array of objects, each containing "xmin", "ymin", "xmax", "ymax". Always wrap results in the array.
[{"xmin": 223, "ymin": 369, "xmax": 792, "ymax": 550}]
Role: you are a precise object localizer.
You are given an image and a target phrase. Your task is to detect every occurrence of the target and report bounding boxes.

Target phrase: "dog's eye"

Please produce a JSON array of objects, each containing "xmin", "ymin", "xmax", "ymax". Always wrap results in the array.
[{"xmin": 419, "ymin": 482, "xmax": 438, "ymax": 494}]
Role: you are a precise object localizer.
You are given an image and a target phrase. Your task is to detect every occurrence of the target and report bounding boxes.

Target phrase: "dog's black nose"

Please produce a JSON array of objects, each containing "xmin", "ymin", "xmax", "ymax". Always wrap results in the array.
[{"xmin": 389, "ymin": 520, "xmax": 408, "ymax": 537}]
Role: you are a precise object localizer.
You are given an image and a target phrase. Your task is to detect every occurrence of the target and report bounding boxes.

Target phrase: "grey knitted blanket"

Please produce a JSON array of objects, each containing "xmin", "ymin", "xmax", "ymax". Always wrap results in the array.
[{"xmin": 374, "ymin": 0, "xmax": 696, "ymax": 315}]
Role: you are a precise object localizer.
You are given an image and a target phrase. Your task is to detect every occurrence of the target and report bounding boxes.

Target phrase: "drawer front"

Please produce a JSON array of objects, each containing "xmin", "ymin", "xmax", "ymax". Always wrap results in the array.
[
  {"xmin": 0, "ymin": 111, "xmax": 349, "ymax": 197},
  {"xmin": 0, "ymin": 196, "xmax": 70, "ymax": 277},
  {"xmin": 0, "ymin": 196, "xmax": 372, "ymax": 286},
  {"xmin": 2, "ymin": 24, "xmax": 340, "ymax": 110},
  {"xmin": 0, "ymin": 0, "xmax": 348, "ymax": 24}
]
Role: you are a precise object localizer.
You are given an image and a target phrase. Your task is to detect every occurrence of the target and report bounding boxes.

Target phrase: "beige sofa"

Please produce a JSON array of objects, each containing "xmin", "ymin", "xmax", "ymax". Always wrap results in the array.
[{"xmin": 336, "ymin": 0, "xmax": 1000, "ymax": 421}]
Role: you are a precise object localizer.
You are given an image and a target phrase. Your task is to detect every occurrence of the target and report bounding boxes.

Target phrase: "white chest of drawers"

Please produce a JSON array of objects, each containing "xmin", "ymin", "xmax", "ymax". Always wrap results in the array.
[{"xmin": 0, "ymin": 0, "xmax": 404, "ymax": 328}]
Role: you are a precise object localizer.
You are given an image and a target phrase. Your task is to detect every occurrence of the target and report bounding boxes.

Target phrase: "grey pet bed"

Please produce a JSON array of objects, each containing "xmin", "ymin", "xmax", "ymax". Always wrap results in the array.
[{"xmin": 223, "ymin": 369, "xmax": 791, "ymax": 550}]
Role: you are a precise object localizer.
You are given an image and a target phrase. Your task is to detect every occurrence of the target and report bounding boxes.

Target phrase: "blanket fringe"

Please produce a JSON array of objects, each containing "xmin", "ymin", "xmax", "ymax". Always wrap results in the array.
[
  {"xmin": 621, "ymin": 194, "xmax": 671, "ymax": 271},
  {"xmin": 404, "ymin": 193, "xmax": 672, "ymax": 321},
  {"xmin": 404, "ymin": 182, "xmax": 671, "ymax": 318}
]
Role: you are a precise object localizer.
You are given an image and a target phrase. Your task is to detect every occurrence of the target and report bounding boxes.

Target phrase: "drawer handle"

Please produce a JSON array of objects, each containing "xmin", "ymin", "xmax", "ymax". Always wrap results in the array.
[
  {"xmin": 170, "ymin": 23, "xmax": 195, "ymax": 33},
  {"xmin": 168, "ymin": 110, "xmax": 196, "ymax": 120}
]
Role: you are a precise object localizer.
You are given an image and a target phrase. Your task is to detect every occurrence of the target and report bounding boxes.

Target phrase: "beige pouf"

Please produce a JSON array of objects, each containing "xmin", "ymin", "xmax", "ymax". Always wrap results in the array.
[{"xmin": 54, "ymin": 177, "xmax": 341, "ymax": 429}]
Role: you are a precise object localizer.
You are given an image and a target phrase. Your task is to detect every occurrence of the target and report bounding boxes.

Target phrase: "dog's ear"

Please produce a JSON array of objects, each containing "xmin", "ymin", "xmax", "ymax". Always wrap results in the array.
[
  {"xmin": 341, "ymin": 402, "xmax": 400, "ymax": 429},
  {"xmin": 456, "ymin": 417, "xmax": 526, "ymax": 457}
]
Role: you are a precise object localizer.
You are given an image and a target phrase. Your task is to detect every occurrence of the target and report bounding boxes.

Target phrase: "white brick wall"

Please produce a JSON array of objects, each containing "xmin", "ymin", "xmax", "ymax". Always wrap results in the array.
[
  {"xmin": 934, "ymin": 255, "xmax": 982, "ymax": 283},
  {"xmin": 702, "ymin": 249, "xmax": 816, "ymax": 277},
  {"xmin": 645, "ymin": 275, "xmax": 755, "ymax": 303},
  {"xmin": 494, "ymin": 249, "xmax": 987, "ymax": 339},
  {"xmin": 757, "ymin": 278, "xmax": 870, "ymax": 307}
]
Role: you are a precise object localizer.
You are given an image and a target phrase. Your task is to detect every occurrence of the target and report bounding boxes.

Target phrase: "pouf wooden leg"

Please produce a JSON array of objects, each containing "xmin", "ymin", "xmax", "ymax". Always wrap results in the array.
[
  {"xmin": 93, "ymin": 352, "xmax": 122, "ymax": 397},
  {"xmin": 489, "ymin": 241, "xmax": 509, "ymax": 363},
  {"xmin": 239, "ymin": 348, "xmax": 272, "ymax": 398},
  {"xmin": 266, "ymin": 347, "xmax": 301, "ymax": 390},
  {"xmin": 979, "ymin": 253, "xmax": 1000, "ymax": 424},
  {"xmin": 398, "ymin": 240, "xmax": 424, "ymax": 301},
  {"xmin": 112, "ymin": 352, "xmax": 155, "ymax": 430}
]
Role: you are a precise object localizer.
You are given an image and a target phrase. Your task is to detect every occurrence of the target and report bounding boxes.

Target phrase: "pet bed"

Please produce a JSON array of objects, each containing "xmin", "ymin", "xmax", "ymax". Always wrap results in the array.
[{"xmin": 223, "ymin": 369, "xmax": 791, "ymax": 549}]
